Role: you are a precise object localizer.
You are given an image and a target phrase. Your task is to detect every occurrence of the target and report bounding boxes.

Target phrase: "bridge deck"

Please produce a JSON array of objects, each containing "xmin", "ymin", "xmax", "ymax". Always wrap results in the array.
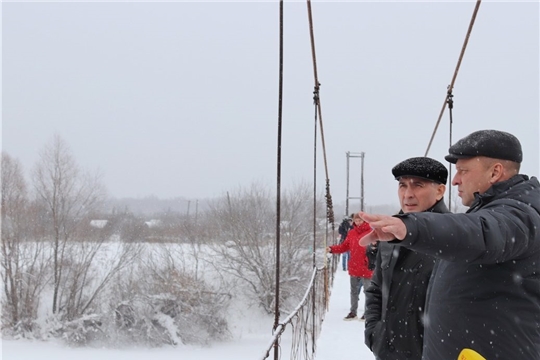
[{"xmin": 315, "ymin": 269, "xmax": 376, "ymax": 360}]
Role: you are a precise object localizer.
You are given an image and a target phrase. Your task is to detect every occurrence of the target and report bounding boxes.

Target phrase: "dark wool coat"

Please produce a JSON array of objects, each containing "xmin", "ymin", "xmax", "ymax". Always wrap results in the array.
[
  {"xmin": 330, "ymin": 221, "xmax": 373, "ymax": 278},
  {"xmin": 398, "ymin": 175, "xmax": 540, "ymax": 360},
  {"xmin": 364, "ymin": 199, "xmax": 449, "ymax": 360}
]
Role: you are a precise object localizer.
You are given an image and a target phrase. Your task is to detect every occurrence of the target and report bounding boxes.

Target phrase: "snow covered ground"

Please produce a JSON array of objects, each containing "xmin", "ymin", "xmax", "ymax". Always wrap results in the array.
[
  {"xmin": 315, "ymin": 269, "xmax": 375, "ymax": 360},
  {"xmin": 1, "ymin": 269, "xmax": 375, "ymax": 360}
]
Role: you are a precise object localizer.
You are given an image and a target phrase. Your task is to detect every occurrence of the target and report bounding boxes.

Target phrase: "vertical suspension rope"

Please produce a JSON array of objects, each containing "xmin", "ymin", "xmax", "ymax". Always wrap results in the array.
[
  {"xmin": 306, "ymin": 0, "xmax": 334, "ymax": 228},
  {"xmin": 273, "ymin": 2, "xmax": 284, "ymax": 360},
  {"xmin": 447, "ymin": 91, "xmax": 454, "ymax": 212},
  {"xmin": 312, "ymin": 91, "xmax": 318, "ymax": 270},
  {"xmin": 425, "ymin": 0, "xmax": 482, "ymax": 156},
  {"xmin": 312, "ymin": 89, "xmax": 318, "ymax": 356}
]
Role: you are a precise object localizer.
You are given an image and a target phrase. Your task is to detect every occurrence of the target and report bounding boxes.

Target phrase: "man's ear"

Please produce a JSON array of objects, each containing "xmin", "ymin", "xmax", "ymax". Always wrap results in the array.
[
  {"xmin": 436, "ymin": 184, "xmax": 446, "ymax": 200},
  {"xmin": 490, "ymin": 163, "xmax": 504, "ymax": 183}
]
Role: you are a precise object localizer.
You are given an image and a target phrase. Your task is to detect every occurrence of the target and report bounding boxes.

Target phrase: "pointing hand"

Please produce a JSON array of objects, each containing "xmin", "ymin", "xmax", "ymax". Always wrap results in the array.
[{"xmin": 358, "ymin": 212, "xmax": 407, "ymax": 246}]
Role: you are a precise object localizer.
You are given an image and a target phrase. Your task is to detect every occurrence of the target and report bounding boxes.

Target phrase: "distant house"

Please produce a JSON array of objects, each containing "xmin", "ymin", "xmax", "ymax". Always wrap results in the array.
[
  {"xmin": 90, "ymin": 220, "xmax": 109, "ymax": 229},
  {"xmin": 144, "ymin": 219, "xmax": 162, "ymax": 228}
]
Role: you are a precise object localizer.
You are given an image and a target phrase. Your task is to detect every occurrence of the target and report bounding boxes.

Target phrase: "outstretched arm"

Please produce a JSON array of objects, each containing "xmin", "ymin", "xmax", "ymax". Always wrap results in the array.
[{"xmin": 358, "ymin": 212, "xmax": 407, "ymax": 246}]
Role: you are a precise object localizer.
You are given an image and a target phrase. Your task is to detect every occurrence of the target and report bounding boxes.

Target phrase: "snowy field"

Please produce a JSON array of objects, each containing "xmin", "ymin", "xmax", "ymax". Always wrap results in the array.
[{"xmin": 1, "ymin": 270, "xmax": 376, "ymax": 360}]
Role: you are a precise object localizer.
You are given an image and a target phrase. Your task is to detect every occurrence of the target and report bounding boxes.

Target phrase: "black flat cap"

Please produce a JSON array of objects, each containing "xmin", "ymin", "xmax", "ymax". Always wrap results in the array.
[
  {"xmin": 392, "ymin": 157, "xmax": 448, "ymax": 185},
  {"xmin": 445, "ymin": 129, "xmax": 522, "ymax": 164}
]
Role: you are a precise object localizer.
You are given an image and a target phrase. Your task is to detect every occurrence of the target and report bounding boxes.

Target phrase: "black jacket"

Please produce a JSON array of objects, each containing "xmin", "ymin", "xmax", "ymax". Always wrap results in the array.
[
  {"xmin": 338, "ymin": 219, "xmax": 351, "ymax": 244},
  {"xmin": 365, "ymin": 199, "xmax": 449, "ymax": 360},
  {"xmin": 398, "ymin": 175, "xmax": 540, "ymax": 360},
  {"xmin": 366, "ymin": 243, "xmax": 378, "ymax": 271}
]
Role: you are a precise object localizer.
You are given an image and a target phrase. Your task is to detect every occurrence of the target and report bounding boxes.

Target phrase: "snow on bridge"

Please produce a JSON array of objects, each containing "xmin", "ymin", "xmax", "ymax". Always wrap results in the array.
[{"xmin": 315, "ymin": 269, "xmax": 376, "ymax": 360}]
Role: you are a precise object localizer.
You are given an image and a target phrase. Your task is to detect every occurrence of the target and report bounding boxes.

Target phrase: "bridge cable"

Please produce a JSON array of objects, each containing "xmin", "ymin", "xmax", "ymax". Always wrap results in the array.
[
  {"xmin": 447, "ymin": 92, "xmax": 454, "ymax": 212},
  {"xmin": 424, "ymin": 0, "xmax": 482, "ymax": 157},
  {"xmin": 273, "ymin": 3, "xmax": 284, "ymax": 360},
  {"xmin": 306, "ymin": 0, "xmax": 334, "ymax": 317},
  {"xmin": 306, "ymin": 0, "xmax": 335, "ymax": 229}
]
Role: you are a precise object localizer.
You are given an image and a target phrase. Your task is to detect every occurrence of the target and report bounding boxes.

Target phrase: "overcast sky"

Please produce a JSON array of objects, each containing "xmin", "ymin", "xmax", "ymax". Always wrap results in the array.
[{"xmin": 2, "ymin": 1, "xmax": 539, "ymax": 211}]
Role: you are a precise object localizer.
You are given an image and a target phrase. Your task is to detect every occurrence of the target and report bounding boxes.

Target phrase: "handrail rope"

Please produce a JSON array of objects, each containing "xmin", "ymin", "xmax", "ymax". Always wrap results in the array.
[
  {"xmin": 425, "ymin": 0, "xmax": 482, "ymax": 156},
  {"xmin": 306, "ymin": 0, "xmax": 335, "ymax": 227},
  {"xmin": 261, "ymin": 268, "xmax": 320, "ymax": 359}
]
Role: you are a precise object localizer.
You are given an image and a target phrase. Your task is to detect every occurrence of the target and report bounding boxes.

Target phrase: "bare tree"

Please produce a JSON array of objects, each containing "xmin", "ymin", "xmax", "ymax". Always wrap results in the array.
[
  {"xmin": 207, "ymin": 182, "xmax": 321, "ymax": 313},
  {"xmin": 32, "ymin": 135, "xmax": 106, "ymax": 315},
  {"xmin": 1, "ymin": 152, "xmax": 49, "ymax": 333},
  {"xmin": 179, "ymin": 212, "xmax": 209, "ymax": 281}
]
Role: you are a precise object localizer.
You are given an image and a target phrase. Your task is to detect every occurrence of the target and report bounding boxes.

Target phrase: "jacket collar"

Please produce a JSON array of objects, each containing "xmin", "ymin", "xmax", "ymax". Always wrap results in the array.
[
  {"xmin": 429, "ymin": 198, "xmax": 449, "ymax": 214},
  {"xmin": 397, "ymin": 198, "xmax": 449, "ymax": 215},
  {"xmin": 469, "ymin": 174, "xmax": 529, "ymax": 211}
]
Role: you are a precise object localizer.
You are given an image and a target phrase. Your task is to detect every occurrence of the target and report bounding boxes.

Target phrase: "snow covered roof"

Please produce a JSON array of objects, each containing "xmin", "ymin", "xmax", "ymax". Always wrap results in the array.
[
  {"xmin": 145, "ymin": 219, "xmax": 162, "ymax": 228},
  {"xmin": 90, "ymin": 220, "xmax": 108, "ymax": 229}
]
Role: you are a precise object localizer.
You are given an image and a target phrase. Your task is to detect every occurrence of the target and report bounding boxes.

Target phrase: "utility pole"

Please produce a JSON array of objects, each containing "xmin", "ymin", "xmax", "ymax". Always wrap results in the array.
[
  {"xmin": 195, "ymin": 199, "xmax": 199, "ymax": 224},
  {"xmin": 345, "ymin": 151, "xmax": 366, "ymax": 215},
  {"xmin": 360, "ymin": 151, "xmax": 365, "ymax": 212},
  {"xmin": 346, "ymin": 152, "xmax": 350, "ymax": 216}
]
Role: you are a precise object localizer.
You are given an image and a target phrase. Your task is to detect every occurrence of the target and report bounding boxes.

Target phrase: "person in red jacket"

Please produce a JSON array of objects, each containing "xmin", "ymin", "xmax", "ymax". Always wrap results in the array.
[{"xmin": 327, "ymin": 212, "xmax": 373, "ymax": 320}]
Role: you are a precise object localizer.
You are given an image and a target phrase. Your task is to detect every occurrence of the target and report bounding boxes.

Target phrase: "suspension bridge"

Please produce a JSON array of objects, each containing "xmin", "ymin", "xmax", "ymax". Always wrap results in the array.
[{"xmin": 262, "ymin": 1, "xmax": 483, "ymax": 359}]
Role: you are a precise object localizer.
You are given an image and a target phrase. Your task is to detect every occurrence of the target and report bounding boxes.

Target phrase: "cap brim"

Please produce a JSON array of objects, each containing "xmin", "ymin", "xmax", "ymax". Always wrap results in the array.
[
  {"xmin": 395, "ymin": 175, "xmax": 445, "ymax": 185},
  {"xmin": 444, "ymin": 153, "xmax": 471, "ymax": 164}
]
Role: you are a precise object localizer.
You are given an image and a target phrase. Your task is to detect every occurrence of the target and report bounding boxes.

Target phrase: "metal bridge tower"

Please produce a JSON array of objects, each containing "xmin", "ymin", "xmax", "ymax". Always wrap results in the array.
[{"xmin": 345, "ymin": 151, "xmax": 365, "ymax": 216}]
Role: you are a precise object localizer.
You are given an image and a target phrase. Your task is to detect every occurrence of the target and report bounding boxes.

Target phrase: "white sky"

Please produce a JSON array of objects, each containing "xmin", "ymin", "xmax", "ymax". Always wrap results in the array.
[
  {"xmin": 1, "ymin": 270, "xmax": 375, "ymax": 360},
  {"xmin": 2, "ymin": 1, "xmax": 539, "ymax": 208}
]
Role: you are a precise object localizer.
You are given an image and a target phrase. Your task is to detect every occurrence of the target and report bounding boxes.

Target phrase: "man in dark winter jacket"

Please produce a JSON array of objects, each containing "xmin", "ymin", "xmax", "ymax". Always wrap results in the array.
[
  {"xmin": 360, "ymin": 130, "xmax": 540, "ymax": 360},
  {"xmin": 365, "ymin": 157, "xmax": 449, "ymax": 360},
  {"xmin": 338, "ymin": 216, "xmax": 353, "ymax": 270},
  {"xmin": 365, "ymin": 242, "xmax": 378, "ymax": 271}
]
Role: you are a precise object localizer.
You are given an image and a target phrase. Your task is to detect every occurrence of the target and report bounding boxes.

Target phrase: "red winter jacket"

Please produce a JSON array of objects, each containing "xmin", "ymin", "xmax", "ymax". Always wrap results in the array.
[{"xmin": 330, "ymin": 221, "xmax": 373, "ymax": 278}]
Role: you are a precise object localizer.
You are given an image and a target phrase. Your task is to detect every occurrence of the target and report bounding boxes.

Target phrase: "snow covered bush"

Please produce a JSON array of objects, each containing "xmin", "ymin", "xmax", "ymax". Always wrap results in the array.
[
  {"xmin": 50, "ymin": 314, "xmax": 104, "ymax": 346},
  {"xmin": 104, "ymin": 245, "xmax": 232, "ymax": 346}
]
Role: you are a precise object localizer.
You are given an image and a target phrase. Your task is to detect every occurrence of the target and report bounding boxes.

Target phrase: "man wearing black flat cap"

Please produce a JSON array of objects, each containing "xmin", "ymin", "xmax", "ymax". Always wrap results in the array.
[
  {"xmin": 359, "ymin": 129, "xmax": 540, "ymax": 360},
  {"xmin": 364, "ymin": 157, "xmax": 449, "ymax": 360}
]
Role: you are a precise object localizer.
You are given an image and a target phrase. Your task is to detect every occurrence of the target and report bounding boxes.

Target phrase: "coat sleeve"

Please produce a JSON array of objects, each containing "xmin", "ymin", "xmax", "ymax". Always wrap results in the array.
[
  {"xmin": 364, "ymin": 248, "xmax": 383, "ymax": 349},
  {"xmin": 329, "ymin": 236, "xmax": 350, "ymax": 254},
  {"xmin": 398, "ymin": 198, "xmax": 540, "ymax": 264}
]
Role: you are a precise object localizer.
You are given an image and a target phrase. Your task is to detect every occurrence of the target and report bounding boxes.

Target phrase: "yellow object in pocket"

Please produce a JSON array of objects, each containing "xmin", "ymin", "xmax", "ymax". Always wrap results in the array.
[{"xmin": 458, "ymin": 348, "xmax": 486, "ymax": 360}]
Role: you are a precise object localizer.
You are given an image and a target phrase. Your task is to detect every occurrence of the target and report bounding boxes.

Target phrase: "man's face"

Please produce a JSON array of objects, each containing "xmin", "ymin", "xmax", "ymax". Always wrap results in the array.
[
  {"xmin": 452, "ymin": 157, "xmax": 494, "ymax": 207},
  {"xmin": 398, "ymin": 176, "xmax": 445, "ymax": 213}
]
